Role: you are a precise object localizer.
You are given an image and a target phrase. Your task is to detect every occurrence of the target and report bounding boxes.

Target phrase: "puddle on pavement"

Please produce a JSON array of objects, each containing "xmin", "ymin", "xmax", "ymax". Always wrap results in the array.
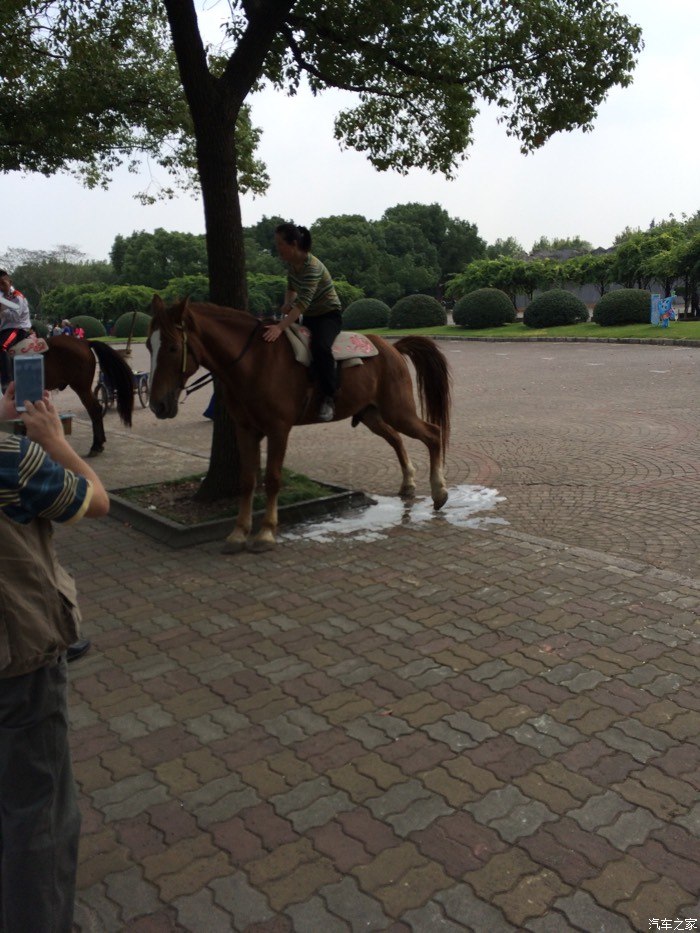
[{"xmin": 282, "ymin": 484, "xmax": 507, "ymax": 543}]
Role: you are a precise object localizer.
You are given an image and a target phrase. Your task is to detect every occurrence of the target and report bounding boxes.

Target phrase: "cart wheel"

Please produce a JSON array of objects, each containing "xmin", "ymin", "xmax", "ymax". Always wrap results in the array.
[
  {"xmin": 137, "ymin": 374, "xmax": 150, "ymax": 408},
  {"xmin": 94, "ymin": 382, "xmax": 109, "ymax": 415}
]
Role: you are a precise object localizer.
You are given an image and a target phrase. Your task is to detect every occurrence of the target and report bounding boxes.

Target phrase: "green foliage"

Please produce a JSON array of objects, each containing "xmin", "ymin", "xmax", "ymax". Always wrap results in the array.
[
  {"xmin": 523, "ymin": 289, "xmax": 589, "ymax": 328},
  {"xmin": 389, "ymin": 295, "xmax": 447, "ymax": 329},
  {"xmin": 333, "ymin": 278, "xmax": 364, "ymax": 309},
  {"xmin": 344, "ymin": 299, "xmax": 391, "ymax": 329},
  {"xmin": 485, "ymin": 237, "xmax": 526, "ymax": 260},
  {"xmin": 446, "ymin": 257, "xmax": 561, "ymax": 303},
  {"xmin": 44, "ymin": 284, "xmax": 153, "ymax": 322},
  {"xmin": 66, "ymin": 315, "xmax": 106, "ymax": 338},
  {"xmin": 453, "ymin": 289, "xmax": 515, "ymax": 329},
  {"xmin": 161, "ymin": 275, "xmax": 210, "ymax": 304},
  {"xmin": 32, "ymin": 320, "xmax": 50, "ymax": 338},
  {"xmin": 592, "ymin": 289, "xmax": 651, "ymax": 326},
  {"xmin": 111, "ymin": 229, "xmax": 208, "ymax": 289},
  {"xmin": 531, "ymin": 235, "xmax": 593, "ymax": 253},
  {"xmin": 43, "ymin": 283, "xmax": 110, "ymax": 321},
  {"xmin": 113, "ymin": 311, "xmax": 152, "ymax": 338},
  {"xmin": 247, "ymin": 273, "xmax": 286, "ymax": 317}
]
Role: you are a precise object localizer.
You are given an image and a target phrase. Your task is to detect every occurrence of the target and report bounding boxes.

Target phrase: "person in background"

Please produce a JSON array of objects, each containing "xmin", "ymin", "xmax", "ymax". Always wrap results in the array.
[
  {"xmin": 262, "ymin": 222, "xmax": 343, "ymax": 422},
  {"xmin": 0, "ymin": 270, "xmax": 31, "ymax": 392},
  {"xmin": 61, "ymin": 319, "xmax": 73, "ymax": 336},
  {"xmin": 74, "ymin": 325, "xmax": 85, "ymax": 340},
  {"xmin": 0, "ymin": 383, "xmax": 109, "ymax": 932},
  {"xmin": 52, "ymin": 322, "xmax": 62, "ymax": 337}
]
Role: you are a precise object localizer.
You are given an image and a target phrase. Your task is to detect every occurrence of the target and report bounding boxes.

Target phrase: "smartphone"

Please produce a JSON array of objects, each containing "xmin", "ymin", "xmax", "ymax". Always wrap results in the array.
[{"xmin": 13, "ymin": 355, "xmax": 45, "ymax": 412}]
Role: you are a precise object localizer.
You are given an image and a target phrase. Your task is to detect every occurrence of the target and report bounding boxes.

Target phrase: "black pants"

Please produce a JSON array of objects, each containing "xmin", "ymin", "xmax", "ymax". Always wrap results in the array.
[
  {"xmin": 0, "ymin": 658, "xmax": 80, "ymax": 932},
  {"xmin": 303, "ymin": 311, "xmax": 342, "ymax": 398},
  {"xmin": 0, "ymin": 330, "xmax": 29, "ymax": 389}
]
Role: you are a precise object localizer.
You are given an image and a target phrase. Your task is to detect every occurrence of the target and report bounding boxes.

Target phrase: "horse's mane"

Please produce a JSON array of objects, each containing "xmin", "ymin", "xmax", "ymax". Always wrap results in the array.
[{"xmin": 153, "ymin": 300, "xmax": 256, "ymax": 339}]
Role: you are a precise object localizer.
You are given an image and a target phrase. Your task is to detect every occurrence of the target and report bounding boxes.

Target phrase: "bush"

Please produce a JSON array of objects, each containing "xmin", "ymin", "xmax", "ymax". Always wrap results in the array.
[
  {"xmin": 592, "ymin": 288, "xmax": 651, "ymax": 326},
  {"xmin": 66, "ymin": 315, "xmax": 106, "ymax": 338},
  {"xmin": 453, "ymin": 288, "xmax": 515, "ymax": 329},
  {"xmin": 333, "ymin": 277, "xmax": 364, "ymax": 310},
  {"xmin": 389, "ymin": 294, "xmax": 446, "ymax": 329},
  {"xmin": 161, "ymin": 275, "xmax": 210, "ymax": 304},
  {"xmin": 33, "ymin": 320, "xmax": 50, "ymax": 339},
  {"xmin": 523, "ymin": 289, "xmax": 589, "ymax": 328},
  {"xmin": 113, "ymin": 311, "xmax": 151, "ymax": 338},
  {"xmin": 343, "ymin": 298, "xmax": 391, "ymax": 329}
]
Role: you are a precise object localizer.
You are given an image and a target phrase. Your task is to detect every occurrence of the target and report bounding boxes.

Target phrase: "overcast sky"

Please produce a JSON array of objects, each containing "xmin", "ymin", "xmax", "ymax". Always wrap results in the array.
[{"xmin": 2, "ymin": 0, "xmax": 698, "ymax": 263}]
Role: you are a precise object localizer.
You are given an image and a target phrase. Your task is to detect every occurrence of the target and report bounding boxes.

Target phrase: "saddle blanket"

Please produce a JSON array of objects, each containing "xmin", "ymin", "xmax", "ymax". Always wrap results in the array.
[
  {"xmin": 286, "ymin": 324, "xmax": 378, "ymax": 367},
  {"xmin": 8, "ymin": 336, "xmax": 50, "ymax": 357}
]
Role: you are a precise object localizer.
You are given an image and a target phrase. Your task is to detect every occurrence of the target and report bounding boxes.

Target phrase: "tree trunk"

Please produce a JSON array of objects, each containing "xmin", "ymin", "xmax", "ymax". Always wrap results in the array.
[
  {"xmin": 162, "ymin": 0, "xmax": 297, "ymax": 501},
  {"xmin": 194, "ymin": 117, "xmax": 248, "ymax": 502}
]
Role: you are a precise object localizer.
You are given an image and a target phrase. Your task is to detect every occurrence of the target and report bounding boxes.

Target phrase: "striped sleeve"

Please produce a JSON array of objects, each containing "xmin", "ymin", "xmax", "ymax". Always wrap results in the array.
[
  {"xmin": 288, "ymin": 255, "xmax": 341, "ymax": 315},
  {"xmin": 0, "ymin": 435, "xmax": 90, "ymax": 524}
]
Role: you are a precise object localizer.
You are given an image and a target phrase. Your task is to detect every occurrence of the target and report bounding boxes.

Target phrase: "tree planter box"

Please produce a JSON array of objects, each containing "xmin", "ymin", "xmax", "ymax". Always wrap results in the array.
[{"xmin": 108, "ymin": 483, "xmax": 375, "ymax": 549}]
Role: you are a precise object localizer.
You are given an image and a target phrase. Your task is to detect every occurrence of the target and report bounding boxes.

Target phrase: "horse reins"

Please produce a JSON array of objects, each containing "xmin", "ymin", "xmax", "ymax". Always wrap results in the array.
[{"xmin": 177, "ymin": 317, "xmax": 263, "ymax": 395}]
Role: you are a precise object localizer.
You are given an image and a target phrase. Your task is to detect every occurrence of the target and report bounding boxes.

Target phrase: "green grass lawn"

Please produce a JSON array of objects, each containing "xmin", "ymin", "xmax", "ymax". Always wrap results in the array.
[
  {"xmin": 361, "ymin": 320, "xmax": 700, "ymax": 341},
  {"xmin": 97, "ymin": 320, "xmax": 700, "ymax": 344}
]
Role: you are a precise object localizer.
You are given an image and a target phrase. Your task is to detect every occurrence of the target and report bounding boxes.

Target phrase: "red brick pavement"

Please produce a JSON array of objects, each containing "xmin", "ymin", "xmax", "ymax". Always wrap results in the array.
[{"xmin": 52, "ymin": 341, "xmax": 699, "ymax": 931}]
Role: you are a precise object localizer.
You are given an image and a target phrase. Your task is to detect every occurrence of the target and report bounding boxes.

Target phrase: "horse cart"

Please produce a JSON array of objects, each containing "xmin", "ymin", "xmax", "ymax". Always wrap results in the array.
[
  {"xmin": 93, "ymin": 312, "xmax": 149, "ymax": 413},
  {"xmin": 94, "ymin": 366, "xmax": 149, "ymax": 413}
]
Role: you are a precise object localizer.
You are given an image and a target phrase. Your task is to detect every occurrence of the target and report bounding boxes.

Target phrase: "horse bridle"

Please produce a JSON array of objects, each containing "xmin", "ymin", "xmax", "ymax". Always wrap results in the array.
[{"xmin": 175, "ymin": 317, "xmax": 262, "ymax": 390}]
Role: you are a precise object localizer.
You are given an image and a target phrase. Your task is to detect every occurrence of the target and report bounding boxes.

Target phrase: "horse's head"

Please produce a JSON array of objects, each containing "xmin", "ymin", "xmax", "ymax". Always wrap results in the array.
[{"xmin": 147, "ymin": 295, "xmax": 200, "ymax": 419}]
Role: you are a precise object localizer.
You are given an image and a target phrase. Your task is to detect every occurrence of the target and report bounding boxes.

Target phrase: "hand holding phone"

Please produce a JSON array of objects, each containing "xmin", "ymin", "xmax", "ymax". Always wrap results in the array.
[{"xmin": 13, "ymin": 355, "xmax": 45, "ymax": 412}]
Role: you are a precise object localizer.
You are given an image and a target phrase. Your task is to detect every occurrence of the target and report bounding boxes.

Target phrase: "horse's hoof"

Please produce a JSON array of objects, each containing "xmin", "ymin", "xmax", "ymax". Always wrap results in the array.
[
  {"xmin": 398, "ymin": 485, "xmax": 416, "ymax": 499},
  {"xmin": 433, "ymin": 489, "xmax": 448, "ymax": 511},
  {"xmin": 247, "ymin": 536, "xmax": 277, "ymax": 553},
  {"xmin": 88, "ymin": 449, "xmax": 103, "ymax": 458},
  {"xmin": 221, "ymin": 539, "xmax": 246, "ymax": 554}
]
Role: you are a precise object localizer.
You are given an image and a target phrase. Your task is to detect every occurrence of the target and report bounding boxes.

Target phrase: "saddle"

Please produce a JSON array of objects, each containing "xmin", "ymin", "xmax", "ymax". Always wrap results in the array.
[
  {"xmin": 8, "ymin": 336, "xmax": 50, "ymax": 357},
  {"xmin": 285, "ymin": 323, "xmax": 378, "ymax": 368}
]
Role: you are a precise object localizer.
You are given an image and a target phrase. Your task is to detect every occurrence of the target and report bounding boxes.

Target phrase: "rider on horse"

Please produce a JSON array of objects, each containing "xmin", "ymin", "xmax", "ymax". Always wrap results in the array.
[
  {"xmin": 262, "ymin": 223, "xmax": 342, "ymax": 422},
  {"xmin": 0, "ymin": 270, "xmax": 32, "ymax": 393}
]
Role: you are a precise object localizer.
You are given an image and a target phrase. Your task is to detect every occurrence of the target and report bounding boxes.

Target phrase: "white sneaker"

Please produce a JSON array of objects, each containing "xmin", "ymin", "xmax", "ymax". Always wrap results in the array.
[{"xmin": 318, "ymin": 397, "xmax": 335, "ymax": 422}]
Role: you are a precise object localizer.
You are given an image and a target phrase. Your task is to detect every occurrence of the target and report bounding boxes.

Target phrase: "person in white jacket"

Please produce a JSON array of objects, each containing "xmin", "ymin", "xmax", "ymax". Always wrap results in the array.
[{"xmin": 0, "ymin": 270, "xmax": 32, "ymax": 391}]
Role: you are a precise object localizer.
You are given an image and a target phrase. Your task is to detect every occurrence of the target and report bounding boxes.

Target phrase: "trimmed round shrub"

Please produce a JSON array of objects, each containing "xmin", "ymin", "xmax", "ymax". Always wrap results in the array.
[
  {"xmin": 389, "ymin": 294, "xmax": 446, "ymax": 329},
  {"xmin": 592, "ymin": 289, "xmax": 651, "ymax": 326},
  {"xmin": 66, "ymin": 315, "xmax": 105, "ymax": 338},
  {"xmin": 523, "ymin": 289, "xmax": 589, "ymax": 328},
  {"xmin": 344, "ymin": 298, "xmax": 391, "ymax": 329},
  {"xmin": 453, "ymin": 288, "xmax": 515, "ymax": 329},
  {"xmin": 33, "ymin": 320, "xmax": 50, "ymax": 339},
  {"xmin": 113, "ymin": 311, "xmax": 151, "ymax": 338}
]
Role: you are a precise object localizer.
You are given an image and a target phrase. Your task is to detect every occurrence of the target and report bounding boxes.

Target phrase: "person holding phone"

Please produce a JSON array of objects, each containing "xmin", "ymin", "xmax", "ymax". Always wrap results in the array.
[
  {"xmin": 0, "ymin": 270, "xmax": 32, "ymax": 393},
  {"xmin": 0, "ymin": 383, "xmax": 109, "ymax": 933}
]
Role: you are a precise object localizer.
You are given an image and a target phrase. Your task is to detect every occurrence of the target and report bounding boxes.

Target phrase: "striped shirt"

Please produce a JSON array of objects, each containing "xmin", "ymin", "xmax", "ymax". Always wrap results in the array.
[
  {"xmin": 287, "ymin": 254, "xmax": 341, "ymax": 318},
  {"xmin": 0, "ymin": 435, "xmax": 91, "ymax": 525}
]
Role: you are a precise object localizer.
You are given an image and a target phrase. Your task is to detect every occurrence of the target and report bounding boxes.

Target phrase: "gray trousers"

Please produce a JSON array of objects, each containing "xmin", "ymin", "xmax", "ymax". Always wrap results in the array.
[{"xmin": 0, "ymin": 657, "xmax": 80, "ymax": 933}]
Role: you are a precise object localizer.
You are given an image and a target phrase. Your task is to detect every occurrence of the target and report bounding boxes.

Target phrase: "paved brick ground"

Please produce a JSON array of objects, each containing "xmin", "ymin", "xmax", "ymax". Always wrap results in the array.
[{"xmin": 53, "ymin": 340, "xmax": 700, "ymax": 932}]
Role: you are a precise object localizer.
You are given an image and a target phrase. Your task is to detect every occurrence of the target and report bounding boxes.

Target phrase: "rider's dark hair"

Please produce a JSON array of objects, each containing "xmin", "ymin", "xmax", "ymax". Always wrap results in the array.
[{"xmin": 275, "ymin": 223, "xmax": 312, "ymax": 252}]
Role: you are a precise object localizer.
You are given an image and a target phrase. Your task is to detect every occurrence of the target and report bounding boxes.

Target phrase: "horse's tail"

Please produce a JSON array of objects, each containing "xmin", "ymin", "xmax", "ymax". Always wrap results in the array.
[
  {"xmin": 88, "ymin": 341, "xmax": 134, "ymax": 427},
  {"xmin": 394, "ymin": 336, "xmax": 451, "ymax": 461}
]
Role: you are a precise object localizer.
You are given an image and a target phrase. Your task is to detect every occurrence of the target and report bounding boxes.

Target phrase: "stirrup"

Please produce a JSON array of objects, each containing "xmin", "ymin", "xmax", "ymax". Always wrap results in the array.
[{"xmin": 318, "ymin": 397, "xmax": 334, "ymax": 422}]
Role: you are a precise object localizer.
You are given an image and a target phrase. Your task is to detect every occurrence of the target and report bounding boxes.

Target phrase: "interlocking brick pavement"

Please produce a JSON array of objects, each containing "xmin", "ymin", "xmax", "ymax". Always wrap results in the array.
[{"xmin": 52, "ymin": 341, "xmax": 700, "ymax": 931}]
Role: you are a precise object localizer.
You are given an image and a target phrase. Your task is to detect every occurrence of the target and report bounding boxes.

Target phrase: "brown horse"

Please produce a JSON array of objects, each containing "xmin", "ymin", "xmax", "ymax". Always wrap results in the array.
[
  {"xmin": 147, "ymin": 296, "xmax": 451, "ymax": 551},
  {"xmin": 41, "ymin": 336, "xmax": 134, "ymax": 454}
]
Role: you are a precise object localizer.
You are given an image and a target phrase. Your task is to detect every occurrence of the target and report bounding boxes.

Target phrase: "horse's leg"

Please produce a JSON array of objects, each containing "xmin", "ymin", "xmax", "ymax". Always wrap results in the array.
[
  {"xmin": 76, "ymin": 386, "xmax": 107, "ymax": 456},
  {"xmin": 383, "ymin": 407, "xmax": 448, "ymax": 510},
  {"xmin": 358, "ymin": 406, "xmax": 416, "ymax": 498},
  {"xmin": 222, "ymin": 427, "xmax": 260, "ymax": 554},
  {"xmin": 248, "ymin": 428, "xmax": 290, "ymax": 552}
]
